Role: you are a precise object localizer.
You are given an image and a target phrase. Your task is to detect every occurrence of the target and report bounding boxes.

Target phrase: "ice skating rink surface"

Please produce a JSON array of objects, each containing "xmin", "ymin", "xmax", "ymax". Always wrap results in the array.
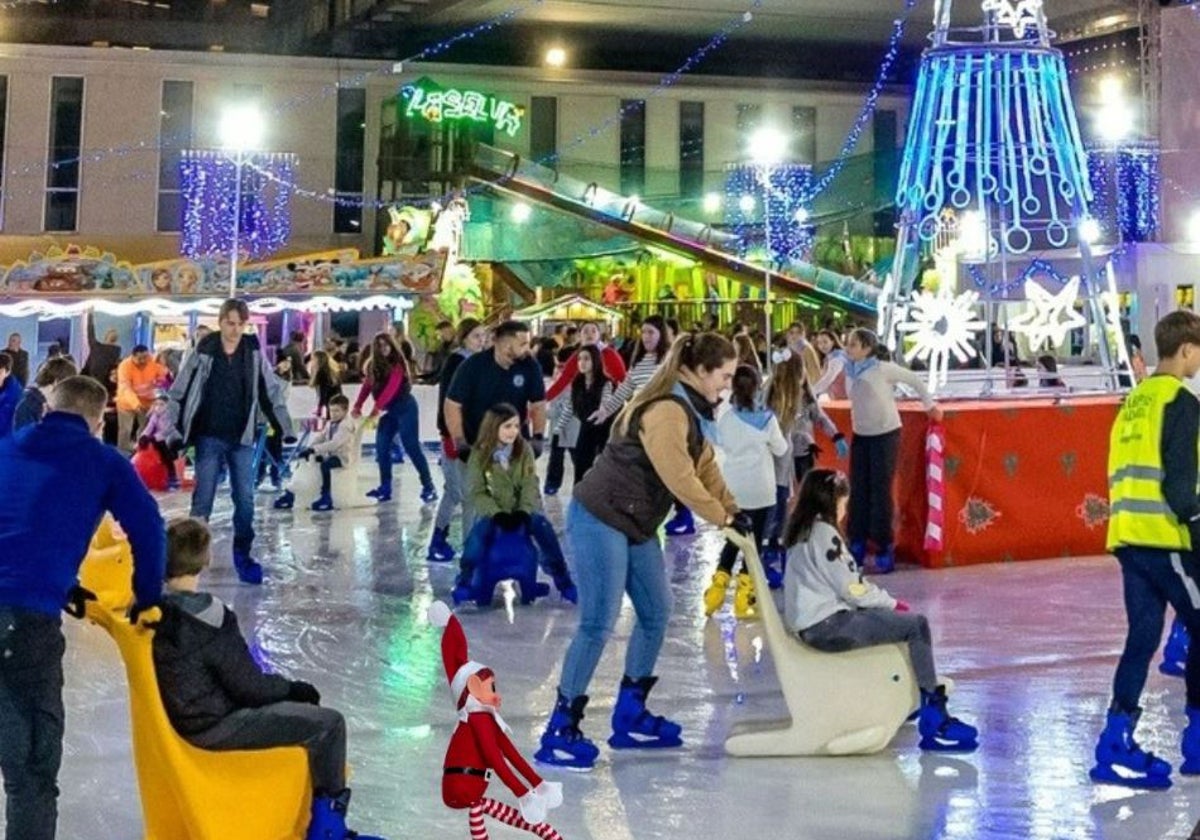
[{"xmin": 28, "ymin": 460, "xmax": 1200, "ymax": 840}]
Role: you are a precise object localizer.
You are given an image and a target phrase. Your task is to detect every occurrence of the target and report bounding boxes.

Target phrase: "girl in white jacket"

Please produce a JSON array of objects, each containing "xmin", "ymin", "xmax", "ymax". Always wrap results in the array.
[
  {"xmin": 705, "ymin": 365, "xmax": 788, "ymax": 619},
  {"xmin": 783, "ymin": 469, "xmax": 978, "ymax": 752}
]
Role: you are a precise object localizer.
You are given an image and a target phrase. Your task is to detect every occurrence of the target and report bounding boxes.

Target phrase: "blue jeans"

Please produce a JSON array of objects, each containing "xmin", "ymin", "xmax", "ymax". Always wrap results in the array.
[
  {"xmin": 558, "ymin": 500, "xmax": 671, "ymax": 700},
  {"xmin": 0, "ymin": 608, "xmax": 65, "ymax": 840},
  {"xmin": 191, "ymin": 435, "xmax": 257, "ymax": 555},
  {"xmin": 459, "ymin": 513, "xmax": 568, "ymax": 582},
  {"xmin": 375, "ymin": 394, "xmax": 432, "ymax": 491},
  {"xmin": 1112, "ymin": 547, "xmax": 1200, "ymax": 712},
  {"xmin": 434, "ymin": 457, "xmax": 466, "ymax": 531}
]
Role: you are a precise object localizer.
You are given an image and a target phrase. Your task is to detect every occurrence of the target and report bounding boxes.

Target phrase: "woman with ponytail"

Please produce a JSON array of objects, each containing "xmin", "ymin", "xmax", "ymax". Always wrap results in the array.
[{"xmin": 537, "ymin": 333, "xmax": 748, "ymax": 770}]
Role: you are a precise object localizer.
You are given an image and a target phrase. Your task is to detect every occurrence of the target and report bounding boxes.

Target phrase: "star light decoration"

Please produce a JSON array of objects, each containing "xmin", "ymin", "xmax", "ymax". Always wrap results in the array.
[
  {"xmin": 896, "ymin": 288, "xmax": 988, "ymax": 390},
  {"xmin": 981, "ymin": 0, "xmax": 1043, "ymax": 39},
  {"xmin": 1008, "ymin": 277, "xmax": 1087, "ymax": 352}
]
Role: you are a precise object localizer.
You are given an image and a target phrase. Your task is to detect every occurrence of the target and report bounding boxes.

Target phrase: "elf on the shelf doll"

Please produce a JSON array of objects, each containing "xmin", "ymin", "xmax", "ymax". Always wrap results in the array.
[{"xmin": 428, "ymin": 601, "xmax": 565, "ymax": 840}]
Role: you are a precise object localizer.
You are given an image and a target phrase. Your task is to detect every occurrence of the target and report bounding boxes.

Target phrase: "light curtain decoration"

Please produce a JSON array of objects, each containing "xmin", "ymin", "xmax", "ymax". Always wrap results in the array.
[{"xmin": 180, "ymin": 150, "xmax": 297, "ymax": 261}]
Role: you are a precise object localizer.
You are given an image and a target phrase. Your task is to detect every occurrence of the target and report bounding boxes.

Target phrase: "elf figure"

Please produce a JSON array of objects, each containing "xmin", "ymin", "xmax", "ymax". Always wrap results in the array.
[{"xmin": 428, "ymin": 601, "xmax": 565, "ymax": 840}]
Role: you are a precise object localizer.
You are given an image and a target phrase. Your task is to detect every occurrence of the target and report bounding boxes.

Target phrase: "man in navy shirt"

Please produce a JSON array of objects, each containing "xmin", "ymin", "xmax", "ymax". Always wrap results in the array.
[
  {"xmin": 0, "ymin": 375, "xmax": 165, "ymax": 840},
  {"xmin": 444, "ymin": 319, "xmax": 547, "ymax": 456}
]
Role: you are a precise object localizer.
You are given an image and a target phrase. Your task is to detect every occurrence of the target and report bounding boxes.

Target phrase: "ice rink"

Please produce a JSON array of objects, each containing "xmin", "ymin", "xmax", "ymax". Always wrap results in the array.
[{"xmin": 29, "ymin": 457, "xmax": 1200, "ymax": 840}]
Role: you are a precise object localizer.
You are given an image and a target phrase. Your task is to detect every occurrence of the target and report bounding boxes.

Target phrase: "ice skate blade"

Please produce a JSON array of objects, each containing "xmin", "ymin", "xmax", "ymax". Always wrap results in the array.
[
  {"xmin": 919, "ymin": 736, "xmax": 979, "ymax": 753},
  {"xmin": 1090, "ymin": 763, "xmax": 1173, "ymax": 789},
  {"xmin": 533, "ymin": 747, "xmax": 597, "ymax": 771},
  {"xmin": 607, "ymin": 733, "xmax": 683, "ymax": 750}
]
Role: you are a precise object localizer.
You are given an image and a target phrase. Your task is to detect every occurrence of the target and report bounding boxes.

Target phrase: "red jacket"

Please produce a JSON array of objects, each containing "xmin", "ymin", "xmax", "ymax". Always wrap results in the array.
[
  {"xmin": 545, "ymin": 344, "xmax": 627, "ymax": 402},
  {"xmin": 441, "ymin": 711, "xmax": 543, "ymax": 809}
]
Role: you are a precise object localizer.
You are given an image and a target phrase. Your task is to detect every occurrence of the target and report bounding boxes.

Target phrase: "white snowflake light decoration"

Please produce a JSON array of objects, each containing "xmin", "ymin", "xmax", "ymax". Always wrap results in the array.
[
  {"xmin": 1008, "ymin": 277, "xmax": 1087, "ymax": 352},
  {"xmin": 896, "ymin": 288, "xmax": 987, "ymax": 390},
  {"xmin": 981, "ymin": 0, "xmax": 1043, "ymax": 39}
]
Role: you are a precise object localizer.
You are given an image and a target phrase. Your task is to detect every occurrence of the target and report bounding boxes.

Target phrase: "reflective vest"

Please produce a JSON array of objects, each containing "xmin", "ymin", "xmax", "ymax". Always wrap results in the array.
[{"xmin": 1107, "ymin": 376, "xmax": 1199, "ymax": 552}]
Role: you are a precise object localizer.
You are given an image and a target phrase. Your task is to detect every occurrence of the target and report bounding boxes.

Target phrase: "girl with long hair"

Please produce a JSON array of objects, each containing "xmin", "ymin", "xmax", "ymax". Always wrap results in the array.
[
  {"xmin": 704, "ymin": 364, "xmax": 788, "ymax": 619},
  {"xmin": 811, "ymin": 328, "xmax": 849, "ymax": 400},
  {"xmin": 308, "ymin": 350, "xmax": 343, "ymax": 419},
  {"xmin": 784, "ymin": 469, "xmax": 977, "ymax": 752},
  {"xmin": 352, "ymin": 331, "xmax": 437, "ymax": 504},
  {"xmin": 552, "ymin": 344, "xmax": 615, "ymax": 484},
  {"xmin": 733, "ymin": 333, "xmax": 762, "ymax": 375},
  {"xmin": 843, "ymin": 328, "xmax": 940, "ymax": 573},
  {"xmin": 428, "ymin": 318, "xmax": 486, "ymax": 563},
  {"xmin": 538, "ymin": 333, "xmax": 747, "ymax": 770},
  {"xmin": 454, "ymin": 403, "xmax": 576, "ymax": 602}
]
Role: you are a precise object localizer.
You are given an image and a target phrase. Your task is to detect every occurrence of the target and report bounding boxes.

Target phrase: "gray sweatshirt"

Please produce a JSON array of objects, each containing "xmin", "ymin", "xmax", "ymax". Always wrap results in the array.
[
  {"xmin": 784, "ymin": 520, "xmax": 897, "ymax": 634},
  {"xmin": 848, "ymin": 361, "xmax": 934, "ymax": 436}
]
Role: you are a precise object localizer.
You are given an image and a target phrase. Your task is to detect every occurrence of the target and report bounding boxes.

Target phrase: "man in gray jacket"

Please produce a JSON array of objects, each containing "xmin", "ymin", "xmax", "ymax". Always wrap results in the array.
[{"xmin": 167, "ymin": 298, "xmax": 292, "ymax": 584}]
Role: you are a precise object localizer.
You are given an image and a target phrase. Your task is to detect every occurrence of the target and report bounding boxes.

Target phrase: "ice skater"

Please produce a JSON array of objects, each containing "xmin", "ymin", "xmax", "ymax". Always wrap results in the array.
[
  {"xmin": 783, "ymin": 468, "xmax": 977, "ymax": 752},
  {"xmin": 538, "ymin": 333, "xmax": 750, "ymax": 769},
  {"xmin": 1094, "ymin": 310, "xmax": 1200, "ymax": 790},
  {"xmin": 842, "ymin": 328, "xmax": 941, "ymax": 573}
]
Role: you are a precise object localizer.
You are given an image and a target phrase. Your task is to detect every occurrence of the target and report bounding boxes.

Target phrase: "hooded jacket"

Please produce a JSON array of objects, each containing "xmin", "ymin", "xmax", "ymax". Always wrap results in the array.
[
  {"xmin": 166, "ymin": 331, "xmax": 293, "ymax": 447},
  {"xmin": 152, "ymin": 591, "xmax": 293, "ymax": 736}
]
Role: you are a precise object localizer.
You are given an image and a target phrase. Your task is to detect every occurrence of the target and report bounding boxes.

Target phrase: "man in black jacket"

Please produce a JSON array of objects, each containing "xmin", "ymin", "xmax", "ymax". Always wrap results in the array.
[{"xmin": 153, "ymin": 518, "xmax": 384, "ymax": 840}]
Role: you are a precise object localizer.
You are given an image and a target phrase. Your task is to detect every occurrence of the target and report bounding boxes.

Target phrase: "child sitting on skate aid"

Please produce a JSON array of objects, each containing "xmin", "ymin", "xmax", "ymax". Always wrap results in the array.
[
  {"xmin": 453, "ymin": 403, "xmax": 576, "ymax": 606},
  {"xmin": 783, "ymin": 469, "xmax": 978, "ymax": 752}
]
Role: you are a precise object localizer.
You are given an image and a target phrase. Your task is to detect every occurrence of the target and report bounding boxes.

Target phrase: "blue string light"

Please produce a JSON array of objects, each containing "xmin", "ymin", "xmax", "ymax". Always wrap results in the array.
[
  {"xmin": 724, "ymin": 164, "xmax": 814, "ymax": 264},
  {"xmin": 180, "ymin": 151, "xmax": 295, "ymax": 260}
]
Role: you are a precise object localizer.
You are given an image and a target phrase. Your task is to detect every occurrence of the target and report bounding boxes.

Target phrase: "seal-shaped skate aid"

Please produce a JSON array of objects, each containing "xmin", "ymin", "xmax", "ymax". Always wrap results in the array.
[
  {"xmin": 78, "ymin": 517, "xmax": 135, "ymax": 611},
  {"xmin": 85, "ymin": 601, "xmax": 312, "ymax": 839},
  {"xmin": 722, "ymin": 530, "xmax": 920, "ymax": 757}
]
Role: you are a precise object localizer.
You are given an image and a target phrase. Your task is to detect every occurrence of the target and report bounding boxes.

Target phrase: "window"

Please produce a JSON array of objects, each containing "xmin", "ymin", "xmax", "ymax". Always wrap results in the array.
[
  {"xmin": 45, "ymin": 77, "xmax": 84, "ymax": 232},
  {"xmin": 792, "ymin": 106, "xmax": 817, "ymax": 165},
  {"xmin": 679, "ymin": 101, "xmax": 704, "ymax": 197},
  {"xmin": 736, "ymin": 103, "xmax": 761, "ymax": 135},
  {"xmin": 157, "ymin": 81, "xmax": 193, "ymax": 232},
  {"xmin": 333, "ymin": 87, "xmax": 366, "ymax": 234},
  {"xmin": 619, "ymin": 99, "xmax": 646, "ymax": 196},
  {"xmin": 530, "ymin": 96, "xmax": 557, "ymax": 166}
]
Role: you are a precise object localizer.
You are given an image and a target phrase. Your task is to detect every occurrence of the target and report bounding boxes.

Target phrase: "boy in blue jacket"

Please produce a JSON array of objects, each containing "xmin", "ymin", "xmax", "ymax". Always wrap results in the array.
[
  {"xmin": 153, "ymin": 517, "xmax": 385, "ymax": 840},
  {"xmin": 0, "ymin": 375, "xmax": 165, "ymax": 840}
]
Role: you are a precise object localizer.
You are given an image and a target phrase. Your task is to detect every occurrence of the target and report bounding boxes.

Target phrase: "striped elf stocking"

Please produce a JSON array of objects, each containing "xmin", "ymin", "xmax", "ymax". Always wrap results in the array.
[{"xmin": 467, "ymin": 797, "xmax": 564, "ymax": 840}]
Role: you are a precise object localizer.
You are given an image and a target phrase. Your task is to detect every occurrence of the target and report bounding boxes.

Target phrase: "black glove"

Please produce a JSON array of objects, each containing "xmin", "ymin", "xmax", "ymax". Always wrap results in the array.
[
  {"xmin": 530, "ymin": 434, "xmax": 545, "ymax": 459},
  {"xmin": 127, "ymin": 600, "xmax": 159, "ymax": 626},
  {"xmin": 455, "ymin": 439, "xmax": 472, "ymax": 463},
  {"xmin": 806, "ymin": 443, "xmax": 823, "ymax": 459},
  {"xmin": 511, "ymin": 510, "xmax": 532, "ymax": 528},
  {"xmin": 283, "ymin": 435, "xmax": 299, "ymax": 445},
  {"xmin": 63, "ymin": 585, "xmax": 96, "ymax": 620},
  {"xmin": 288, "ymin": 680, "xmax": 321, "ymax": 705},
  {"xmin": 730, "ymin": 511, "xmax": 755, "ymax": 537},
  {"xmin": 492, "ymin": 511, "xmax": 516, "ymax": 531},
  {"xmin": 298, "ymin": 448, "xmax": 314, "ymax": 461},
  {"xmin": 314, "ymin": 454, "xmax": 325, "ymax": 464}
]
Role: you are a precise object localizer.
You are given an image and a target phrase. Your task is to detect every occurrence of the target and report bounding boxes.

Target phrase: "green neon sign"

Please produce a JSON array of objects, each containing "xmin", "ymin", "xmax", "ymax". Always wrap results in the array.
[{"xmin": 400, "ymin": 79, "xmax": 524, "ymax": 137}]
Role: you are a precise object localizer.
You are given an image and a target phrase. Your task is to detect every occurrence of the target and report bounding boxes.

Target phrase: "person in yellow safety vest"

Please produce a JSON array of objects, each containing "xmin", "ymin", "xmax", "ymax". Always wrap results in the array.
[{"xmin": 1093, "ymin": 310, "xmax": 1200, "ymax": 791}]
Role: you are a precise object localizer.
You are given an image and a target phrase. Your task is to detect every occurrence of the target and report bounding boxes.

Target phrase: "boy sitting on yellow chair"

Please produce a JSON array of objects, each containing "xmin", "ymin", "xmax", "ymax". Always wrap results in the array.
[{"xmin": 152, "ymin": 518, "xmax": 386, "ymax": 840}]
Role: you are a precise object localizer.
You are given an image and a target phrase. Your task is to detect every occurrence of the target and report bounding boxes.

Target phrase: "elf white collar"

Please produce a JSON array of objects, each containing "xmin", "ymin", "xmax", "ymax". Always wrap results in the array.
[{"xmin": 458, "ymin": 694, "xmax": 512, "ymax": 733}]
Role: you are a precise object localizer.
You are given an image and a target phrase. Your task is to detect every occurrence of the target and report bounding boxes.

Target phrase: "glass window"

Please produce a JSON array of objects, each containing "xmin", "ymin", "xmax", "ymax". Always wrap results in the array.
[
  {"xmin": 333, "ymin": 87, "xmax": 366, "ymax": 234},
  {"xmin": 679, "ymin": 101, "xmax": 704, "ymax": 197},
  {"xmin": 45, "ymin": 77, "xmax": 84, "ymax": 232},
  {"xmin": 157, "ymin": 80, "xmax": 193, "ymax": 233},
  {"xmin": 530, "ymin": 96, "xmax": 558, "ymax": 165},
  {"xmin": 619, "ymin": 99, "xmax": 646, "ymax": 196},
  {"xmin": 792, "ymin": 106, "xmax": 817, "ymax": 165}
]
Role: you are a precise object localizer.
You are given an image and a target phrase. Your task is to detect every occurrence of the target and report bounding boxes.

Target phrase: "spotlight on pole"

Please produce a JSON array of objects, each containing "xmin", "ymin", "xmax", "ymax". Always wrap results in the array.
[
  {"xmin": 1094, "ymin": 75, "xmax": 1134, "ymax": 145},
  {"xmin": 747, "ymin": 126, "xmax": 788, "ymax": 168},
  {"xmin": 739, "ymin": 194, "xmax": 756, "ymax": 213},
  {"xmin": 1079, "ymin": 217, "xmax": 1102, "ymax": 245},
  {"xmin": 545, "ymin": 47, "xmax": 567, "ymax": 68},
  {"xmin": 218, "ymin": 103, "xmax": 265, "ymax": 152},
  {"xmin": 703, "ymin": 192, "xmax": 722, "ymax": 214}
]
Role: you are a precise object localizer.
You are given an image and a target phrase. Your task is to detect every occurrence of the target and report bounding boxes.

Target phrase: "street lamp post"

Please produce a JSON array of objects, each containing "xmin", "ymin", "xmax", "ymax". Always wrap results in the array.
[
  {"xmin": 748, "ymin": 127, "xmax": 789, "ymax": 356},
  {"xmin": 218, "ymin": 104, "xmax": 266, "ymax": 298}
]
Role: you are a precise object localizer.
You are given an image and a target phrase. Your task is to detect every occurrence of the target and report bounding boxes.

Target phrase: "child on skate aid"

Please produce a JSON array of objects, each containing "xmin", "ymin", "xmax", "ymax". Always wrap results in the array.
[
  {"xmin": 1094, "ymin": 310, "xmax": 1200, "ymax": 789},
  {"xmin": 783, "ymin": 469, "xmax": 977, "ymax": 752},
  {"xmin": 152, "ymin": 518, "xmax": 387, "ymax": 839}
]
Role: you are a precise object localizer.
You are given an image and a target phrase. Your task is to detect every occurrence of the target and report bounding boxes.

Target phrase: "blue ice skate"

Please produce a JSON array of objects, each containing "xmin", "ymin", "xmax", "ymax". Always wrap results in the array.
[
  {"xmin": 307, "ymin": 789, "xmax": 386, "ymax": 840},
  {"xmin": 608, "ymin": 675, "xmax": 683, "ymax": 750},
  {"xmin": 536, "ymin": 691, "xmax": 600, "ymax": 770},
  {"xmin": 1090, "ymin": 708, "xmax": 1172, "ymax": 789},
  {"xmin": 1159, "ymin": 617, "xmax": 1188, "ymax": 678},
  {"xmin": 918, "ymin": 686, "xmax": 978, "ymax": 752},
  {"xmin": 427, "ymin": 526, "xmax": 456, "ymax": 563}
]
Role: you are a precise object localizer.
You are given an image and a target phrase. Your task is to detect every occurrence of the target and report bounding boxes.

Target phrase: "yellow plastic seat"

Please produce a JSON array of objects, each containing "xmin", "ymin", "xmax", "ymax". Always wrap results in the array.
[
  {"xmin": 86, "ymin": 601, "xmax": 312, "ymax": 840},
  {"xmin": 723, "ymin": 531, "xmax": 920, "ymax": 757},
  {"xmin": 78, "ymin": 517, "xmax": 136, "ymax": 611}
]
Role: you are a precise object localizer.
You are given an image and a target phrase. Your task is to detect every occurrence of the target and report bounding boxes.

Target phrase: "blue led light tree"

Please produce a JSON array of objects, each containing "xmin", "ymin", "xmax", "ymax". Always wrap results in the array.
[{"xmin": 881, "ymin": 0, "xmax": 1128, "ymax": 389}]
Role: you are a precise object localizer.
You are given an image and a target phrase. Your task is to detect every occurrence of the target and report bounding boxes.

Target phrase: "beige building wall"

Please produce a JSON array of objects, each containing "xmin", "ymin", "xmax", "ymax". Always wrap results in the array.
[{"xmin": 0, "ymin": 43, "xmax": 910, "ymax": 264}]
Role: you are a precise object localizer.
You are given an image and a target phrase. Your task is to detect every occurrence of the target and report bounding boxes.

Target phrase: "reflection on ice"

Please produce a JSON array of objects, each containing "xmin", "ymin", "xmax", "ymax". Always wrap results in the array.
[{"xmin": 22, "ymin": 463, "xmax": 1200, "ymax": 839}]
